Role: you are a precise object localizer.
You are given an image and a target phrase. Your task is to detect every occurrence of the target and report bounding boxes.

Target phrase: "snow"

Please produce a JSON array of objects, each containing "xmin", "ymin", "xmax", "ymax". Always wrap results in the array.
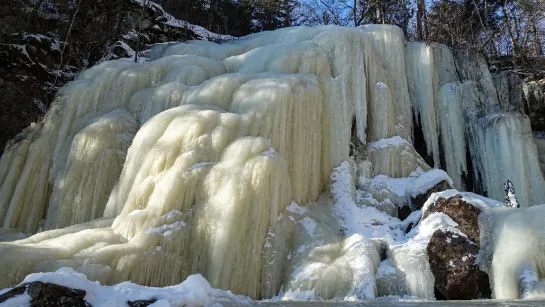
[
  {"xmin": 367, "ymin": 136, "xmax": 409, "ymax": 150},
  {"xmin": 285, "ymin": 202, "xmax": 308, "ymax": 215},
  {"xmin": 147, "ymin": 220, "xmax": 187, "ymax": 236},
  {"xmin": 406, "ymin": 169, "xmax": 453, "ymax": 199},
  {"xmin": 375, "ymin": 82, "xmax": 388, "ymax": 89},
  {"xmin": 299, "ymin": 217, "xmax": 317, "ymax": 235},
  {"xmin": 0, "ymin": 268, "xmax": 251, "ymax": 307},
  {"xmin": 261, "ymin": 148, "xmax": 277, "ymax": 157},
  {"xmin": 188, "ymin": 162, "xmax": 216, "ymax": 170},
  {"xmin": 359, "ymin": 168, "xmax": 453, "ymax": 208}
]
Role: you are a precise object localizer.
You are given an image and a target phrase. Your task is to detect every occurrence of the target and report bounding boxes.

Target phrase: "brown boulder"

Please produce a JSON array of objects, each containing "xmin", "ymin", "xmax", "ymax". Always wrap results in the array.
[
  {"xmin": 427, "ymin": 230, "xmax": 491, "ymax": 300},
  {"xmin": 422, "ymin": 194, "xmax": 481, "ymax": 244}
]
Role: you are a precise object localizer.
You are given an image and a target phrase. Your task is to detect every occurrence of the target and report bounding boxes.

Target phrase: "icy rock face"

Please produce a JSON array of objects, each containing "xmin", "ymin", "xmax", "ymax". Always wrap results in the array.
[
  {"xmin": 493, "ymin": 73, "xmax": 545, "ymax": 131},
  {"xmin": 1, "ymin": 23, "xmax": 545, "ymax": 301},
  {"xmin": 0, "ymin": 25, "xmax": 425, "ymax": 299},
  {"xmin": 466, "ymin": 113, "xmax": 545, "ymax": 207},
  {"xmin": 523, "ymin": 80, "xmax": 545, "ymax": 131}
]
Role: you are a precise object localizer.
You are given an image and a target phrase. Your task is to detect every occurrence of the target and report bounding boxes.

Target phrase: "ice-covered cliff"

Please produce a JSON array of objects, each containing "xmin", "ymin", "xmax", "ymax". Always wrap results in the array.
[{"xmin": 1, "ymin": 24, "xmax": 545, "ymax": 301}]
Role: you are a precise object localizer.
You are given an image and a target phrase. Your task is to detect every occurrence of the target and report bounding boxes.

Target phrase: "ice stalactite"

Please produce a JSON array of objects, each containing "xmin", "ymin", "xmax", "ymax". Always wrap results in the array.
[
  {"xmin": 364, "ymin": 136, "xmax": 430, "ymax": 178},
  {"xmin": 478, "ymin": 204, "xmax": 545, "ymax": 299},
  {"xmin": 437, "ymin": 82, "xmax": 468, "ymax": 189},
  {"xmin": 533, "ymin": 136, "xmax": 545, "ymax": 176},
  {"xmin": 466, "ymin": 113, "xmax": 545, "ymax": 207},
  {"xmin": 0, "ymin": 55, "xmax": 228, "ymax": 233},
  {"xmin": 359, "ymin": 25, "xmax": 413, "ymax": 139},
  {"xmin": 45, "ymin": 110, "xmax": 138, "ymax": 230},
  {"xmin": 406, "ymin": 44, "xmax": 434, "ymax": 163},
  {"xmin": 0, "ymin": 106, "xmax": 60, "ymax": 233}
]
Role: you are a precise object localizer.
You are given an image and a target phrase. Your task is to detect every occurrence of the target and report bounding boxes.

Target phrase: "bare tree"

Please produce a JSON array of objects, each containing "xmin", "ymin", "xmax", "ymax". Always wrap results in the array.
[{"xmin": 417, "ymin": 0, "xmax": 426, "ymax": 40}]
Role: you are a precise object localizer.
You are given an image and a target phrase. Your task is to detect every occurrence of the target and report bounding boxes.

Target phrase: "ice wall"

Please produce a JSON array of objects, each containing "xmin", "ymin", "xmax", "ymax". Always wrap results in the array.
[
  {"xmin": 406, "ymin": 43, "xmax": 459, "ymax": 168},
  {"xmin": 1, "ymin": 23, "xmax": 545, "ymax": 301},
  {"xmin": 0, "ymin": 25, "xmax": 425, "ymax": 299},
  {"xmin": 466, "ymin": 113, "xmax": 545, "ymax": 207}
]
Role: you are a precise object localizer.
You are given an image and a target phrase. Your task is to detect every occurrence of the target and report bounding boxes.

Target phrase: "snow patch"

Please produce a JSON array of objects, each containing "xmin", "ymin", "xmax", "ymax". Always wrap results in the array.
[{"xmin": 367, "ymin": 136, "xmax": 409, "ymax": 150}]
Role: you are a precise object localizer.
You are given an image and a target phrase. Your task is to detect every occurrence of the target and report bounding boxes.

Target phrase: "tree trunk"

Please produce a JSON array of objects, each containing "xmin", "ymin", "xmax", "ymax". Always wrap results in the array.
[
  {"xmin": 502, "ymin": 2, "xmax": 519, "ymax": 56},
  {"xmin": 353, "ymin": 0, "xmax": 357, "ymax": 27},
  {"xmin": 530, "ymin": 12, "xmax": 543, "ymax": 56},
  {"xmin": 417, "ymin": 0, "xmax": 426, "ymax": 40}
]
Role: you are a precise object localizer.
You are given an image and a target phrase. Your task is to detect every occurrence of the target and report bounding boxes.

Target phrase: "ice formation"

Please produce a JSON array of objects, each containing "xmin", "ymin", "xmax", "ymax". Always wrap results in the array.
[{"xmin": 1, "ymin": 23, "xmax": 545, "ymax": 302}]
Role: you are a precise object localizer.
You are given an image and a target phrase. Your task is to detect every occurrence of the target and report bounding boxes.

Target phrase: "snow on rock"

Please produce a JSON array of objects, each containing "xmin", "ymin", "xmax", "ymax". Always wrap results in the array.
[
  {"xmin": 383, "ymin": 189, "xmax": 504, "ymax": 299},
  {"xmin": 0, "ymin": 267, "xmax": 251, "ymax": 307},
  {"xmin": 406, "ymin": 169, "xmax": 453, "ymax": 199},
  {"xmin": 285, "ymin": 202, "xmax": 308, "ymax": 215},
  {"xmin": 359, "ymin": 168, "xmax": 454, "ymax": 211},
  {"xmin": 367, "ymin": 136, "xmax": 409, "ymax": 150}
]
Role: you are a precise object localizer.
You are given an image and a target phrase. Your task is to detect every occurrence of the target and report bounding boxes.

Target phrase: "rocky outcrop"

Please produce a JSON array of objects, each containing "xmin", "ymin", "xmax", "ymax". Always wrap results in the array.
[
  {"xmin": 423, "ymin": 194, "xmax": 491, "ymax": 300},
  {"xmin": 494, "ymin": 71, "xmax": 545, "ymax": 132},
  {"xmin": 0, "ymin": 281, "xmax": 90, "ymax": 306},
  {"xmin": 427, "ymin": 230, "xmax": 491, "ymax": 300},
  {"xmin": 0, "ymin": 33, "xmax": 74, "ymax": 157},
  {"xmin": 0, "ymin": 0, "xmax": 204, "ymax": 157}
]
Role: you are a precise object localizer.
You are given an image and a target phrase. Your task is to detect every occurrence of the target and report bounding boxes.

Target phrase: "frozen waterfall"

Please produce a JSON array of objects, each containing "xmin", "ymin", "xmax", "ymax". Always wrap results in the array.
[{"xmin": 1, "ymin": 24, "xmax": 545, "ymax": 301}]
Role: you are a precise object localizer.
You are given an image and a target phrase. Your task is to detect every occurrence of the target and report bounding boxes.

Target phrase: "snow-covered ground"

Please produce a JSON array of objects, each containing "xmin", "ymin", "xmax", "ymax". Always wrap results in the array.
[{"xmin": 0, "ymin": 268, "xmax": 251, "ymax": 307}]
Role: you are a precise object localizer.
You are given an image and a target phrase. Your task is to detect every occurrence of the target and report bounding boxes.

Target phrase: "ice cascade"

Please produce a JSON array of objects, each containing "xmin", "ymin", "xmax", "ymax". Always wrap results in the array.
[{"xmin": 0, "ymin": 25, "xmax": 545, "ymax": 301}]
